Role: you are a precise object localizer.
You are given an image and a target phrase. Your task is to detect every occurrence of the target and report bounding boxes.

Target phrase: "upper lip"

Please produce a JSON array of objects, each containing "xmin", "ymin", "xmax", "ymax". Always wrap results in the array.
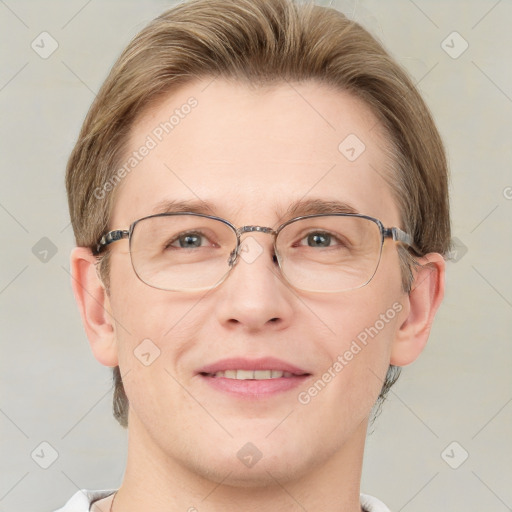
[{"xmin": 198, "ymin": 357, "xmax": 310, "ymax": 376}]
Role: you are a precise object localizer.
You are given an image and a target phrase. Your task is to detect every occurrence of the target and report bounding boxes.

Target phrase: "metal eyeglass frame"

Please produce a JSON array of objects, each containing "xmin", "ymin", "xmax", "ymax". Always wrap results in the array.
[{"xmin": 95, "ymin": 211, "xmax": 421, "ymax": 292}]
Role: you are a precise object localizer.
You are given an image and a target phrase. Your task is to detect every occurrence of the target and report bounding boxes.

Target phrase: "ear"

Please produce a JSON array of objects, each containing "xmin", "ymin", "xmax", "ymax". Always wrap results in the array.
[
  {"xmin": 70, "ymin": 247, "xmax": 118, "ymax": 367},
  {"xmin": 390, "ymin": 252, "xmax": 445, "ymax": 366}
]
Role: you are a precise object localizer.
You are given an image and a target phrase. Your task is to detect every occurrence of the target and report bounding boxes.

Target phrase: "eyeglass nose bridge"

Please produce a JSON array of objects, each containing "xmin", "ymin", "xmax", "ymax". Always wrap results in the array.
[{"xmin": 227, "ymin": 225, "xmax": 279, "ymax": 267}]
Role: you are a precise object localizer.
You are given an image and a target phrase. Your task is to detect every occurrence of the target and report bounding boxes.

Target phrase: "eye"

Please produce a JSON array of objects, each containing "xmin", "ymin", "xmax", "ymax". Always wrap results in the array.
[
  {"xmin": 166, "ymin": 231, "xmax": 209, "ymax": 249},
  {"xmin": 298, "ymin": 231, "xmax": 345, "ymax": 248}
]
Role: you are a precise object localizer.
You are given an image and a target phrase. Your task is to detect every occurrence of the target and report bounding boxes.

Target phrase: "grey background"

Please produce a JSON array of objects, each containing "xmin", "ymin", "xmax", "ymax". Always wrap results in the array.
[{"xmin": 1, "ymin": 1, "xmax": 511, "ymax": 511}]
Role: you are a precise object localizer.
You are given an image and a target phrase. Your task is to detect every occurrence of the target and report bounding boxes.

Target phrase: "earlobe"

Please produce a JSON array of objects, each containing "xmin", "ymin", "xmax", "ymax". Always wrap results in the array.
[
  {"xmin": 390, "ymin": 253, "xmax": 445, "ymax": 366},
  {"xmin": 70, "ymin": 247, "xmax": 118, "ymax": 367}
]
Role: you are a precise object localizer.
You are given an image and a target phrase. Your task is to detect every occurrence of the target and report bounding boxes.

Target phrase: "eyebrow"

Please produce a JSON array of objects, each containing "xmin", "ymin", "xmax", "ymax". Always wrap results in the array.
[{"xmin": 151, "ymin": 197, "xmax": 359, "ymax": 222}]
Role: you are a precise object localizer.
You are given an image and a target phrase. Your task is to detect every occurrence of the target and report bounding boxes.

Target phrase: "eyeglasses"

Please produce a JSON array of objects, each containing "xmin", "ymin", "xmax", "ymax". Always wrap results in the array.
[{"xmin": 96, "ymin": 212, "xmax": 417, "ymax": 293}]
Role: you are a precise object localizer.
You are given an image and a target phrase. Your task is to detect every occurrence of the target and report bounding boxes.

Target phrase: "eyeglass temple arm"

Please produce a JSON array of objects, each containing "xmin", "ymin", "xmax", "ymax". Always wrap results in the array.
[
  {"xmin": 383, "ymin": 227, "xmax": 422, "ymax": 256},
  {"xmin": 96, "ymin": 229, "xmax": 129, "ymax": 254}
]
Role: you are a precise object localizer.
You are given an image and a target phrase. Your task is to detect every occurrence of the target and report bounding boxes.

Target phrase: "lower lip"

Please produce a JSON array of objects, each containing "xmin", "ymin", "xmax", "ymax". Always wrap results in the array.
[{"xmin": 199, "ymin": 374, "xmax": 310, "ymax": 398}]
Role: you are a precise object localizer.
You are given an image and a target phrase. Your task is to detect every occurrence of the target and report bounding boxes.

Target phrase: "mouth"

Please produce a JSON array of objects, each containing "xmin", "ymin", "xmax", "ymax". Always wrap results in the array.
[
  {"xmin": 197, "ymin": 357, "xmax": 311, "ymax": 398},
  {"xmin": 200, "ymin": 369, "xmax": 303, "ymax": 379}
]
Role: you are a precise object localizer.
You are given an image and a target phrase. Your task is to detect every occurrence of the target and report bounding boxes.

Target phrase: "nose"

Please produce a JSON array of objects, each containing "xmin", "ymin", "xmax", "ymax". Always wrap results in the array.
[{"xmin": 214, "ymin": 232, "xmax": 294, "ymax": 332}]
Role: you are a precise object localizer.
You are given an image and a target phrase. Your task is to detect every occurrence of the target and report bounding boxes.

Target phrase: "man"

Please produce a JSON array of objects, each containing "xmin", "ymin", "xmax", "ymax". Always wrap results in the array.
[{"xmin": 57, "ymin": 0, "xmax": 449, "ymax": 510}]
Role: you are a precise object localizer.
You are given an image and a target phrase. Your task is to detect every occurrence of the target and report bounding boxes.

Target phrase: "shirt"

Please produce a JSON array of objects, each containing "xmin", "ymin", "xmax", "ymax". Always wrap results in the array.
[{"xmin": 53, "ymin": 489, "xmax": 391, "ymax": 511}]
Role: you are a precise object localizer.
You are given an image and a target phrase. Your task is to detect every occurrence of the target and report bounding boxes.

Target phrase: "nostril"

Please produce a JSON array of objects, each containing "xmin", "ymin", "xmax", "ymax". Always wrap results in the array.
[{"xmin": 272, "ymin": 254, "xmax": 278, "ymax": 264}]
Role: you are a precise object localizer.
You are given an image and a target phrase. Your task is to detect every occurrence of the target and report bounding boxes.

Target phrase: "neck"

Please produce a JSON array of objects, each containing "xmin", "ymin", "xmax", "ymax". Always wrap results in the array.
[{"xmin": 113, "ymin": 410, "xmax": 367, "ymax": 512}]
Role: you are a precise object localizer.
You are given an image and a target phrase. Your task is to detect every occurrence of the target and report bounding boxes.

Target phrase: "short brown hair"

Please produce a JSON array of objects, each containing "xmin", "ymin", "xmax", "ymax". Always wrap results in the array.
[{"xmin": 66, "ymin": 0, "xmax": 450, "ymax": 428}]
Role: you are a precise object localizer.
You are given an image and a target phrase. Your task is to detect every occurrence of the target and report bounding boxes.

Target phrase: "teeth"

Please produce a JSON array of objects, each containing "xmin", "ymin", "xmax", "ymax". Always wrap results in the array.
[
  {"xmin": 208, "ymin": 370, "xmax": 296, "ymax": 379},
  {"xmin": 237, "ymin": 369, "xmax": 255, "ymax": 380}
]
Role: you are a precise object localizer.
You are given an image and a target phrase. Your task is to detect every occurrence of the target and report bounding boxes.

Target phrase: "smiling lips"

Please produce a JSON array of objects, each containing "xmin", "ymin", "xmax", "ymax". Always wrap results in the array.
[
  {"xmin": 198, "ymin": 357, "xmax": 311, "ymax": 398},
  {"xmin": 198, "ymin": 357, "xmax": 309, "ymax": 379},
  {"xmin": 204, "ymin": 369, "xmax": 296, "ymax": 379}
]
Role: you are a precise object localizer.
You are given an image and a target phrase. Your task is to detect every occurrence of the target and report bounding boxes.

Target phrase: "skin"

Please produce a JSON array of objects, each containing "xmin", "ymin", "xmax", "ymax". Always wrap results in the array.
[{"xmin": 71, "ymin": 78, "xmax": 445, "ymax": 512}]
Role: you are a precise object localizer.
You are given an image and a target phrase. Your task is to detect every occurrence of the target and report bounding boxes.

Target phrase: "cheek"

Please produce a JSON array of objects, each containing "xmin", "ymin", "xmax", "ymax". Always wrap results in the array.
[
  {"xmin": 301, "ymin": 269, "xmax": 405, "ymax": 407},
  {"xmin": 107, "ymin": 254, "xmax": 199, "ymax": 369},
  {"xmin": 331, "ymin": 304, "xmax": 400, "ymax": 377},
  {"xmin": 107, "ymin": 276, "xmax": 202, "ymax": 433},
  {"xmin": 109, "ymin": 252, "xmax": 177, "ymax": 333},
  {"xmin": 296, "ymin": 305, "xmax": 402, "ymax": 440}
]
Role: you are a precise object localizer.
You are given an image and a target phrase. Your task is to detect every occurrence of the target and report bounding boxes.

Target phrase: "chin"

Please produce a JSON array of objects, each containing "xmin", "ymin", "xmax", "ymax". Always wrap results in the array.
[
  {"xmin": 185, "ymin": 438, "xmax": 319, "ymax": 488},
  {"xmin": 194, "ymin": 458, "xmax": 306, "ymax": 489}
]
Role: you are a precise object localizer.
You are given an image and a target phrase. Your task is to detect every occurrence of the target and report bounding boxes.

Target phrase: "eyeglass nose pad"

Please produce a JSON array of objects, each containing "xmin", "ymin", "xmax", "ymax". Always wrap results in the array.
[
  {"xmin": 226, "ymin": 243, "xmax": 277, "ymax": 267},
  {"xmin": 227, "ymin": 247, "xmax": 239, "ymax": 267}
]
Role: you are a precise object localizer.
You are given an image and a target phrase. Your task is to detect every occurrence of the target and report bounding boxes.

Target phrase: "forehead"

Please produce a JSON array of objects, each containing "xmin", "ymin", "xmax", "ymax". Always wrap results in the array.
[{"xmin": 111, "ymin": 78, "xmax": 400, "ymax": 227}]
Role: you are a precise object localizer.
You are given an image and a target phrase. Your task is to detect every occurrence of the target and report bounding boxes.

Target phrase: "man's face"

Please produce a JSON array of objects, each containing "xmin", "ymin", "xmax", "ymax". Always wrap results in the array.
[{"xmin": 105, "ymin": 78, "xmax": 408, "ymax": 484}]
